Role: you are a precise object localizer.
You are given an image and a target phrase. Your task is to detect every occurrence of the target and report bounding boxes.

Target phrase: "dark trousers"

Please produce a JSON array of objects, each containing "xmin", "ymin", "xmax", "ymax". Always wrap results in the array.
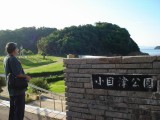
[{"xmin": 9, "ymin": 93, "xmax": 25, "ymax": 120}]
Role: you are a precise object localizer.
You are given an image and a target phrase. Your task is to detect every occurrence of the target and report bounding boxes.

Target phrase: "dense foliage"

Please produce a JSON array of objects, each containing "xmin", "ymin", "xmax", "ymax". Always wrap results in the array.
[
  {"xmin": 0, "ymin": 27, "xmax": 57, "ymax": 55},
  {"xmin": 0, "ymin": 77, "xmax": 6, "ymax": 93},
  {"xmin": 30, "ymin": 78, "xmax": 49, "ymax": 93},
  {"xmin": 37, "ymin": 22, "xmax": 140, "ymax": 56},
  {"xmin": 0, "ymin": 22, "xmax": 140, "ymax": 56}
]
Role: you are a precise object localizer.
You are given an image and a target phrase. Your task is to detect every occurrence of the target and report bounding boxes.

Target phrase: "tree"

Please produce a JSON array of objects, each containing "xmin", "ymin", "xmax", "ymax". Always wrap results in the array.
[
  {"xmin": 0, "ymin": 27, "xmax": 57, "ymax": 55},
  {"xmin": 37, "ymin": 22, "xmax": 140, "ymax": 56}
]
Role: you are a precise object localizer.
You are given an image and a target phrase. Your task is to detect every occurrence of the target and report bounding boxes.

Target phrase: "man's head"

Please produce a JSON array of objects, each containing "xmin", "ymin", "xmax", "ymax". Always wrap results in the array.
[{"xmin": 5, "ymin": 42, "xmax": 19, "ymax": 56}]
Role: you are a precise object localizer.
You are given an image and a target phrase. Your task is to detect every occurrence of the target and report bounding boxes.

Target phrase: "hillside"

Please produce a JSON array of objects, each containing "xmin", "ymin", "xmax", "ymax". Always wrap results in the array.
[
  {"xmin": 37, "ymin": 22, "xmax": 140, "ymax": 56},
  {"xmin": 0, "ymin": 22, "xmax": 140, "ymax": 56},
  {"xmin": 0, "ymin": 27, "xmax": 57, "ymax": 55},
  {"xmin": 155, "ymin": 46, "xmax": 160, "ymax": 49}
]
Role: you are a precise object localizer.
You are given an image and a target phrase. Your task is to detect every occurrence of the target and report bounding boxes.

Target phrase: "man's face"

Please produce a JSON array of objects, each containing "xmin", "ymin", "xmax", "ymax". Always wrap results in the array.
[{"xmin": 13, "ymin": 48, "xmax": 19, "ymax": 56}]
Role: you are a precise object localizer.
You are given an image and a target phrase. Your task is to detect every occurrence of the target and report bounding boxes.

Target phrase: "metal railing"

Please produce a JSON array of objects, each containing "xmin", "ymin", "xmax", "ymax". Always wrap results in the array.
[
  {"xmin": 28, "ymin": 83, "xmax": 65, "ymax": 112},
  {"xmin": 0, "ymin": 74, "xmax": 66, "ymax": 119}
]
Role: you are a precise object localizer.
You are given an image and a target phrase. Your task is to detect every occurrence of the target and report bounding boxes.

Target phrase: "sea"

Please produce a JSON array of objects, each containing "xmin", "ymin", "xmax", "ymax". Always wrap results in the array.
[{"xmin": 140, "ymin": 46, "xmax": 160, "ymax": 56}]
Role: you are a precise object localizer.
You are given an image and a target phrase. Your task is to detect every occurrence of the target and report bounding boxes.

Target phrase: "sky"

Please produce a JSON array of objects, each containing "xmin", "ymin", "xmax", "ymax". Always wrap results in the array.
[{"xmin": 0, "ymin": 0, "xmax": 159, "ymax": 47}]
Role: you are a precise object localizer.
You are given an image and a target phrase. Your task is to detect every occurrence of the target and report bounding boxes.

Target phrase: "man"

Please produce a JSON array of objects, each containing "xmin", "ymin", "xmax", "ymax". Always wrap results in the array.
[{"xmin": 3, "ymin": 42, "xmax": 31, "ymax": 120}]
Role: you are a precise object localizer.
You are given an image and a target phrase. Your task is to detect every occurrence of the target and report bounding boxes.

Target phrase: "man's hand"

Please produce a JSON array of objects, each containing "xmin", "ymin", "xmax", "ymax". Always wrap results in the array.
[{"xmin": 26, "ymin": 75, "xmax": 31, "ymax": 81}]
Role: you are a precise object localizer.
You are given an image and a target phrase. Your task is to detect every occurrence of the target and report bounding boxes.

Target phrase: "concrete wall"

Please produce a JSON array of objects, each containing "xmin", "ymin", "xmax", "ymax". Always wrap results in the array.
[{"xmin": 64, "ymin": 56, "xmax": 160, "ymax": 120}]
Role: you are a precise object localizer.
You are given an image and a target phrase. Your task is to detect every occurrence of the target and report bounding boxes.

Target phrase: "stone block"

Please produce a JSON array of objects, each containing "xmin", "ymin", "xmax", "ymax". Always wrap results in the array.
[
  {"xmin": 92, "ymin": 64, "xmax": 116, "ymax": 68},
  {"xmin": 81, "ymin": 113, "xmax": 96, "ymax": 119},
  {"xmin": 108, "ymin": 69, "xmax": 127, "ymax": 74},
  {"xmin": 65, "ymin": 82, "xmax": 84, "ymax": 88},
  {"xmin": 84, "ymin": 83, "xmax": 92, "ymax": 88},
  {"xmin": 69, "ymin": 73, "xmax": 91, "ymax": 78},
  {"xmin": 68, "ymin": 107, "xmax": 89, "ymax": 113},
  {"xmin": 67, "ymin": 64, "xmax": 80, "ymax": 68},
  {"xmin": 86, "ymin": 89, "xmax": 107, "ymax": 95},
  {"xmin": 71, "ymin": 117, "xmax": 85, "ymax": 120},
  {"xmin": 105, "ymin": 111, "xmax": 122, "ymax": 118},
  {"xmin": 127, "ymin": 104, "xmax": 139, "ymax": 109},
  {"xmin": 65, "ymin": 93, "xmax": 84, "ymax": 98},
  {"xmin": 135, "ymin": 69, "xmax": 160, "ymax": 74},
  {"xmin": 116, "ymin": 69, "xmax": 127, "ymax": 74},
  {"xmin": 116, "ymin": 63, "xmax": 152, "ymax": 69},
  {"xmin": 127, "ymin": 69, "xmax": 136, "ymax": 74},
  {"xmin": 66, "ymin": 78, "xmax": 91, "ymax": 83},
  {"xmin": 84, "ymin": 94, "xmax": 95, "ymax": 99},
  {"xmin": 107, "ymin": 90, "xmax": 127, "ymax": 96},
  {"xmin": 113, "ymin": 118, "xmax": 124, "ymax": 120},
  {"xmin": 64, "ymin": 59, "xmax": 86, "ymax": 65},
  {"xmin": 88, "ymin": 104, "xmax": 108, "ymax": 110},
  {"xmin": 89, "ymin": 109, "xmax": 105, "ymax": 115},
  {"xmin": 96, "ymin": 116, "xmax": 105, "ymax": 120},
  {"xmin": 153, "ymin": 62, "xmax": 160, "ymax": 68},
  {"xmin": 105, "ymin": 111, "xmax": 131, "ymax": 119},
  {"xmin": 79, "ymin": 69, "xmax": 108, "ymax": 74},
  {"xmin": 67, "ymin": 98, "xmax": 89, "ymax": 104},
  {"xmin": 122, "ymin": 56, "xmax": 157, "ymax": 63},
  {"xmin": 106, "ymin": 96, "xmax": 124, "ymax": 103},
  {"xmin": 66, "ymin": 102, "xmax": 88, "ymax": 108},
  {"xmin": 109, "ymin": 106, "xmax": 129, "ymax": 113},
  {"xmin": 130, "ymin": 114, "xmax": 151, "ymax": 120},
  {"xmin": 80, "ymin": 64, "xmax": 92, "ymax": 68},
  {"xmin": 86, "ymin": 57, "xmax": 122, "ymax": 64},
  {"xmin": 68, "ymin": 88, "xmax": 85, "ymax": 93},
  {"xmin": 64, "ymin": 69, "xmax": 78, "ymax": 73},
  {"xmin": 157, "ymin": 56, "xmax": 160, "ymax": 61},
  {"xmin": 158, "ymin": 74, "xmax": 160, "ymax": 79},
  {"xmin": 140, "ymin": 105, "xmax": 160, "ymax": 111},
  {"xmin": 110, "ymin": 103, "xmax": 128, "ymax": 108},
  {"xmin": 131, "ymin": 108, "xmax": 151, "ymax": 115},
  {"xmin": 127, "ymin": 91, "xmax": 153, "ymax": 99},
  {"xmin": 66, "ymin": 111, "xmax": 81, "ymax": 118},
  {"xmin": 108, "ymin": 69, "xmax": 117, "ymax": 73}
]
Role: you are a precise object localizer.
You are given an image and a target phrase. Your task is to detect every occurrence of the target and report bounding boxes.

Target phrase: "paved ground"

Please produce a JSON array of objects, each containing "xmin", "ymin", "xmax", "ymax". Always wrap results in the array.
[
  {"xmin": 28, "ymin": 98, "xmax": 66, "ymax": 112},
  {"xmin": 0, "ymin": 106, "xmax": 55, "ymax": 120}
]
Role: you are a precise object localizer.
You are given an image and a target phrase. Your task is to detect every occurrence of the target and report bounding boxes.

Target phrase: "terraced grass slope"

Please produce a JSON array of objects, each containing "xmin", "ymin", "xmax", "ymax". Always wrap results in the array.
[{"xmin": 0, "ymin": 55, "xmax": 65, "ymax": 93}]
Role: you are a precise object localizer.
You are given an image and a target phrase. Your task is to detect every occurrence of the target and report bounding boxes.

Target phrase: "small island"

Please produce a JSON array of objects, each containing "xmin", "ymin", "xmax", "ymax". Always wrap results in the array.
[{"xmin": 155, "ymin": 46, "xmax": 160, "ymax": 49}]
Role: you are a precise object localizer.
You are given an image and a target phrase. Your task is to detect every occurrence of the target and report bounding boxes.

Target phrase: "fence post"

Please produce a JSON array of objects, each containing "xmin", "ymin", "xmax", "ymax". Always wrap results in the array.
[
  {"xmin": 53, "ymin": 96, "xmax": 55, "ymax": 110},
  {"xmin": 39, "ymin": 92, "xmax": 42, "ymax": 108},
  {"xmin": 61, "ymin": 99, "xmax": 63, "ymax": 112}
]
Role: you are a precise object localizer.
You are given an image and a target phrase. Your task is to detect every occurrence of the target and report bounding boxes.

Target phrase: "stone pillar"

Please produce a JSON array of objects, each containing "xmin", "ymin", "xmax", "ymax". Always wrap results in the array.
[{"xmin": 64, "ymin": 56, "xmax": 160, "ymax": 120}]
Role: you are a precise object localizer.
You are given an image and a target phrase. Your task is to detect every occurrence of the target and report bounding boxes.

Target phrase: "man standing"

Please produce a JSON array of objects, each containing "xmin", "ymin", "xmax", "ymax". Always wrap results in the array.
[{"xmin": 3, "ymin": 42, "xmax": 31, "ymax": 120}]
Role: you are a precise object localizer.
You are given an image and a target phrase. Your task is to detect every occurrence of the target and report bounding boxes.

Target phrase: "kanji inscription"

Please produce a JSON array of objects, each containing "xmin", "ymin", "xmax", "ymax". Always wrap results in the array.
[{"xmin": 92, "ymin": 74, "xmax": 157, "ymax": 92}]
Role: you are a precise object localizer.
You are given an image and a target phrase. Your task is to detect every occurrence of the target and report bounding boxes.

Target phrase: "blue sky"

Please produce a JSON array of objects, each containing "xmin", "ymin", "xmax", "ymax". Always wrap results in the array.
[{"xmin": 0, "ymin": 0, "xmax": 159, "ymax": 46}]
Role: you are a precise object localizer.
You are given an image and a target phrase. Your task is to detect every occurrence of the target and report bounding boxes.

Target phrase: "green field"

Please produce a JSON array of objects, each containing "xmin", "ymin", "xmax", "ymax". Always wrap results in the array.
[{"xmin": 0, "ymin": 55, "xmax": 65, "ymax": 93}]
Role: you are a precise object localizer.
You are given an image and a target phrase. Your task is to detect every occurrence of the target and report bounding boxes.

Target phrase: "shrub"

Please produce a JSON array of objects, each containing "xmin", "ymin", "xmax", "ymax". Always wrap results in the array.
[
  {"xmin": 44, "ymin": 75, "xmax": 64, "ymax": 83},
  {"xmin": 25, "ymin": 94, "xmax": 34, "ymax": 103},
  {"xmin": 0, "ymin": 77, "xmax": 6, "ymax": 93},
  {"xmin": 28, "ymin": 70, "xmax": 63, "ymax": 77},
  {"xmin": 30, "ymin": 78, "xmax": 49, "ymax": 93},
  {"xmin": 22, "ymin": 49, "xmax": 34, "ymax": 55}
]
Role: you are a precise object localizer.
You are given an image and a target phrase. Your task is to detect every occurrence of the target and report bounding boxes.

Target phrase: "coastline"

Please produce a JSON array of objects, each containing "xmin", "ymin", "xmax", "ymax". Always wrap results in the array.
[{"xmin": 140, "ymin": 47, "xmax": 160, "ymax": 56}]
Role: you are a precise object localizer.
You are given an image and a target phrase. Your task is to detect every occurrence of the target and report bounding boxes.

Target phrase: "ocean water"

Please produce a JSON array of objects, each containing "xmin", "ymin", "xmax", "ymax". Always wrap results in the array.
[{"xmin": 140, "ymin": 48, "xmax": 160, "ymax": 56}]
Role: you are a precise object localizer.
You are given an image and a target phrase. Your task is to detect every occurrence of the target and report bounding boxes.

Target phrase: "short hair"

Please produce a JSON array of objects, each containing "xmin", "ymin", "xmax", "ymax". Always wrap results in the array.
[{"xmin": 5, "ymin": 42, "xmax": 17, "ymax": 54}]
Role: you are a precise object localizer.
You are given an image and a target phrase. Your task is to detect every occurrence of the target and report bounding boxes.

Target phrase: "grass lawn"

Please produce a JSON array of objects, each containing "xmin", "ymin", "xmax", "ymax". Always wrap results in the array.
[
  {"xmin": 0, "ymin": 54, "xmax": 65, "ymax": 94},
  {"xmin": 49, "ymin": 80, "xmax": 65, "ymax": 93},
  {"xmin": 0, "ymin": 55, "xmax": 63, "ymax": 74},
  {"xmin": 0, "ymin": 57, "xmax": 4, "ymax": 74},
  {"xmin": 25, "ymin": 62, "xmax": 64, "ymax": 74}
]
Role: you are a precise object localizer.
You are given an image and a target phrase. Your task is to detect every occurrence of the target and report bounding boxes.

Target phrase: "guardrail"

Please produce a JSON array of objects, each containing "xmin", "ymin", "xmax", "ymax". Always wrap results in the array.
[
  {"xmin": 28, "ymin": 83, "xmax": 65, "ymax": 112},
  {"xmin": 0, "ymin": 74, "xmax": 66, "ymax": 112}
]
